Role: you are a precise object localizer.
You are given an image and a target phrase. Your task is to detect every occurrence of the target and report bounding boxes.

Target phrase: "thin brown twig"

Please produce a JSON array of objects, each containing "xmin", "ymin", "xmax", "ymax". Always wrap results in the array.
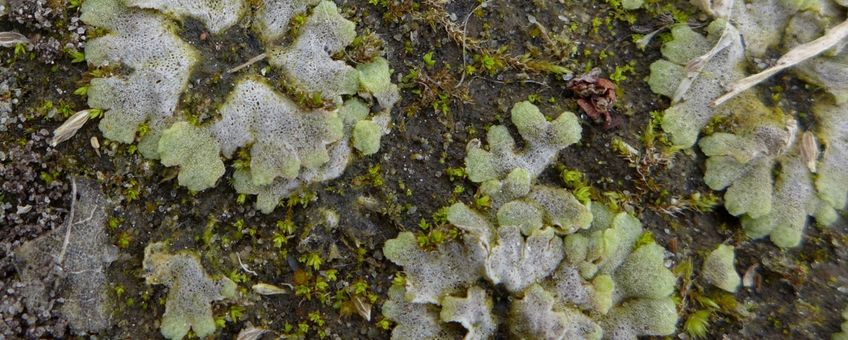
[{"xmin": 227, "ymin": 53, "xmax": 268, "ymax": 74}]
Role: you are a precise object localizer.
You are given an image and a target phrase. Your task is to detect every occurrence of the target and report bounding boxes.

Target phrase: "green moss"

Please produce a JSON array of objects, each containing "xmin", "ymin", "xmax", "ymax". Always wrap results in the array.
[
  {"xmin": 157, "ymin": 122, "xmax": 225, "ymax": 192},
  {"xmin": 465, "ymin": 101, "xmax": 582, "ymax": 184},
  {"xmin": 702, "ymin": 244, "xmax": 740, "ymax": 293},
  {"xmin": 352, "ymin": 120, "xmax": 381, "ymax": 155},
  {"xmin": 143, "ymin": 242, "xmax": 236, "ymax": 340}
]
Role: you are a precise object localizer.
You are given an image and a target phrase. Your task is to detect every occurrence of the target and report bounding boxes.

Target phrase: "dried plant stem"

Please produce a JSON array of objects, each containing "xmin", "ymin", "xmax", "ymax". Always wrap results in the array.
[
  {"xmin": 56, "ymin": 178, "xmax": 99, "ymax": 267},
  {"xmin": 56, "ymin": 177, "xmax": 77, "ymax": 266},
  {"xmin": 237, "ymin": 253, "xmax": 258, "ymax": 276},
  {"xmin": 672, "ymin": 24, "xmax": 734, "ymax": 103},
  {"xmin": 712, "ymin": 18, "xmax": 848, "ymax": 107},
  {"xmin": 456, "ymin": 1, "xmax": 489, "ymax": 87},
  {"xmin": 227, "ymin": 53, "xmax": 267, "ymax": 74}
]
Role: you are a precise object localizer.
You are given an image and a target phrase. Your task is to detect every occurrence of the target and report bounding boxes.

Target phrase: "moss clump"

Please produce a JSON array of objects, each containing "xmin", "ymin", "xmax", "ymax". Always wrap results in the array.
[
  {"xmin": 834, "ymin": 307, "xmax": 848, "ymax": 340},
  {"xmin": 384, "ymin": 193, "xmax": 678, "ymax": 339},
  {"xmin": 648, "ymin": 1, "xmax": 848, "ymax": 246},
  {"xmin": 82, "ymin": 0, "xmax": 399, "ymax": 213},
  {"xmin": 646, "ymin": 21, "xmax": 747, "ymax": 148},
  {"xmin": 82, "ymin": 0, "xmax": 199, "ymax": 144},
  {"xmin": 382, "ymin": 231, "xmax": 485, "ymax": 305},
  {"xmin": 143, "ymin": 242, "xmax": 236, "ymax": 340},
  {"xmin": 383, "ymin": 99, "xmax": 675, "ymax": 338},
  {"xmin": 701, "ymin": 244, "xmax": 741, "ymax": 293},
  {"xmin": 464, "ymin": 101, "xmax": 581, "ymax": 183},
  {"xmin": 158, "ymin": 122, "xmax": 225, "ymax": 191},
  {"xmin": 384, "ymin": 175, "xmax": 677, "ymax": 339}
]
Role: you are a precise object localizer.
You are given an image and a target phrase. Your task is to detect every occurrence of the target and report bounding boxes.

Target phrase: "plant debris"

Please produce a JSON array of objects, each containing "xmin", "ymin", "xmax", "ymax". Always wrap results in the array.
[{"xmin": 567, "ymin": 68, "xmax": 619, "ymax": 129}]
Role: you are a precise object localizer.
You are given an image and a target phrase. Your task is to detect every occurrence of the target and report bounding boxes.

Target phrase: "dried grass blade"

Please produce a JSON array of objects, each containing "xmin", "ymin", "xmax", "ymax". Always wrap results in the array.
[
  {"xmin": 252, "ymin": 283, "xmax": 289, "ymax": 295},
  {"xmin": 800, "ymin": 131, "xmax": 818, "ymax": 173},
  {"xmin": 712, "ymin": 18, "xmax": 848, "ymax": 107},
  {"xmin": 236, "ymin": 326, "xmax": 270, "ymax": 340},
  {"xmin": 51, "ymin": 110, "xmax": 92, "ymax": 147},
  {"xmin": 352, "ymin": 295, "xmax": 372, "ymax": 321},
  {"xmin": 672, "ymin": 23, "xmax": 735, "ymax": 103},
  {"xmin": 0, "ymin": 31, "xmax": 29, "ymax": 47}
]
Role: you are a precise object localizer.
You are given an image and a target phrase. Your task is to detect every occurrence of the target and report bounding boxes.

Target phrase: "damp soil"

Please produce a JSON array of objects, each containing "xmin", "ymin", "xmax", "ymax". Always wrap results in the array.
[{"xmin": 1, "ymin": 0, "xmax": 847, "ymax": 339}]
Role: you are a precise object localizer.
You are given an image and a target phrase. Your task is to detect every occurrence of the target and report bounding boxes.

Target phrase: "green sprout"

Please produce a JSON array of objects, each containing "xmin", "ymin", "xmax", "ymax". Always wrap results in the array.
[
  {"xmin": 418, "ymin": 218, "xmax": 431, "ymax": 230},
  {"xmin": 686, "ymin": 192, "xmax": 720, "ymax": 213},
  {"xmin": 14, "ymin": 43, "xmax": 26, "ymax": 58},
  {"xmin": 228, "ymin": 270, "xmax": 248, "ymax": 284},
  {"xmin": 423, "ymin": 51, "xmax": 436, "ymax": 67},
  {"xmin": 114, "ymin": 284, "xmax": 126, "ymax": 298},
  {"xmin": 136, "ymin": 123, "xmax": 151, "ymax": 137},
  {"xmin": 308, "ymin": 311, "xmax": 325, "ymax": 327},
  {"xmin": 351, "ymin": 280, "xmax": 368, "ymax": 295},
  {"xmin": 277, "ymin": 219, "xmax": 296, "ymax": 235},
  {"xmin": 272, "ymin": 233, "xmax": 287, "ymax": 248},
  {"xmin": 116, "ymin": 232, "xmax": 132, "ymax": 249},
  {"xmin": 572, "ymin": 186, "xmax": 591, "ymax": 205},
  {"xmin": 74, "ymin": 85, "xmax": 90, "ymax": 97},
  {"xmin": 295, "ymin": 285, "xmax": 312, "ymax": 299},
  {"xmin": 300, "ymin": 253, "xmax": 323, "ymax": 271},
  {"xmin": 68, "ymin": 49, "xmax": 86, "ymax": 63},
  {"xmin": 445, "ymin": 167, "xmax": 466, "ymax": 181},
  {"xmin": 560, "ymin": 167, "xmax": 592, "ymax": 204},
  {"xmin": 392, "ymin": 274, "xmax": 406, "ymax": 287},
  {"xmin": 474, "ymin": 194, "xmax": 491, "ymax": 209},
  {"xmin": 88, "ymin": 108, "xmax": 104, "ymax": 119},
  {"xmin": 108, "ymin": 216, "xmax": 122, "ymax": 230},
  {"xmin": 228, "ymin": 305, "xmax": 245, "ymax": 322},
  {"xmin": 684, "ymin": 310, "xmax": 711, "ymax": 338},
  {"xmin": 609, "ymin": 63, "xmax": 635, "ymax": 84},
  {"xmin": 633, "ymin": 231, "xmax": 655, "ymax": 249}
]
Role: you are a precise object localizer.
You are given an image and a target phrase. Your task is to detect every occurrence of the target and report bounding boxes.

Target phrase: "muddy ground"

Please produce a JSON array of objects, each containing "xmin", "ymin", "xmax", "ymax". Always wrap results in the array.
[{"xmin": 1, "ymin": 0, "xmax": 847, "ymax": 339}]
